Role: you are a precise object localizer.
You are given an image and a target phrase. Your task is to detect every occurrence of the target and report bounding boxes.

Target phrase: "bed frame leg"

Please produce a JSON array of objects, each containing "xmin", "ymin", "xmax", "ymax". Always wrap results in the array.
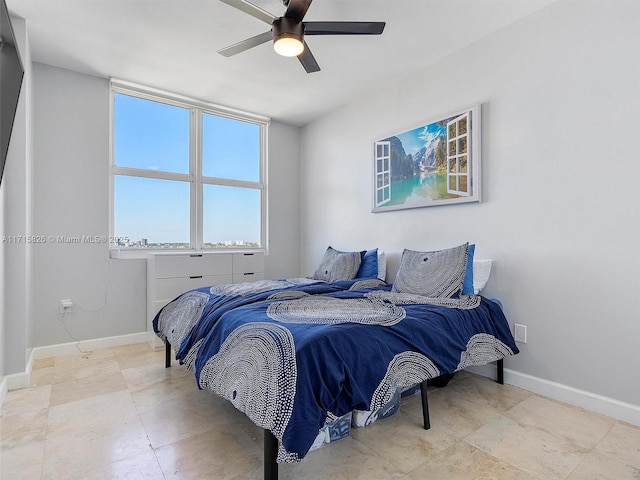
[
  {"xmin": 418, "ymin": 362, "xmax": 502, "ymax": 433},
  {"xmin": 264, "ymin": 429, "xmax": 278, "ymax": 480},
  {"xmin": 165, "ymin": 339, "xmax": 171, "ymax": 368},
  {"xmin": 419, "ymin": 380, "xmax": 431, "ymax": 430}
]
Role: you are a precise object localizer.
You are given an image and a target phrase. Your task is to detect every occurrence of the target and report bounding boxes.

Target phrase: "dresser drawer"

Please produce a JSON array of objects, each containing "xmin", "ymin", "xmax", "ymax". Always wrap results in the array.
[
  {"xmin": 232, "ymin": 271, "xmax": 265, "ymax": 284},
  {"xmin": 233, "ymin": 252, "xmax": 264, "ymax": 274},
  {"xmin": 155, "ymin": 274, "xmax": 233, "ymax": 301},
  {"xmin": 153, "ymin": 253, "xmax": 232, "ymax": 278}
]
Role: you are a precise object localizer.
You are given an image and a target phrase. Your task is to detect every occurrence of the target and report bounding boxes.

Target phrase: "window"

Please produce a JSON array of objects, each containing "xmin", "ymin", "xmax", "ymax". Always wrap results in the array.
[{"xmin": 111, "ymin": 83, "xmax": 269, "ymax": 252}]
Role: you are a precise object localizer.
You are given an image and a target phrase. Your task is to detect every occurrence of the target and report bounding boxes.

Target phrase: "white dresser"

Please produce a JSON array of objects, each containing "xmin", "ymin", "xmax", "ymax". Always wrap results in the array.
[{"xmin": 147, "ymin": 252, "xmax": 265, "ymax": 349}]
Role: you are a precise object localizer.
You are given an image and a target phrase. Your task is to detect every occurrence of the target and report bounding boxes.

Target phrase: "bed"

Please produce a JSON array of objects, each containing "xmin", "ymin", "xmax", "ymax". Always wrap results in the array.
[{"xmin": 152, "ymin": 244, "xmax": 519, "ymax": 479}]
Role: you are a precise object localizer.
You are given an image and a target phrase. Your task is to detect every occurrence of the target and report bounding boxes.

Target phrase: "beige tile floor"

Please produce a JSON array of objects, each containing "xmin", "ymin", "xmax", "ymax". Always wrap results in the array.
[{"xmin": 1, "ymin": 342, "xmax": 639, "ymax": 480}]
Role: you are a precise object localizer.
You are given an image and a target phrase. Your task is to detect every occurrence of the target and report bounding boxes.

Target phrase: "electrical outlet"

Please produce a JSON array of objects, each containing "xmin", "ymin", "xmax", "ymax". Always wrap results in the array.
[
  {"xmin": 59, "ymin": 299, "xmax": 74, "ymax": 314},
  {"xmin": 514, "ymin": 324, "xmax": 527, "ymax": 343}
]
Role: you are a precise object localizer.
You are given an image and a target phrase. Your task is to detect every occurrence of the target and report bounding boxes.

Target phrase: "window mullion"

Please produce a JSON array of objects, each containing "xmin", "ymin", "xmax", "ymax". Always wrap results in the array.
[
  {"xmin": 200, "ymin": 176, "xmax": 263, "ymax": 190},
  {"xmin": 261, "ymin": 123, "xmax": 268, "ymax": 255},
  {"xmin": 193, "ymin": 108, "xmax": 203, "ymax": 251},
  {"xmin": 112, "ymin": 166, "xmax": 191, "ymax": 182}
]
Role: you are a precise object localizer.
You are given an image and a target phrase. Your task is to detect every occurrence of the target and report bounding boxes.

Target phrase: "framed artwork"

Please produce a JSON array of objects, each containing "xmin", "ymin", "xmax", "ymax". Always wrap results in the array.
[{"xmin": 372, "ymin": 104, "xmax": 481, "ymax": 212}]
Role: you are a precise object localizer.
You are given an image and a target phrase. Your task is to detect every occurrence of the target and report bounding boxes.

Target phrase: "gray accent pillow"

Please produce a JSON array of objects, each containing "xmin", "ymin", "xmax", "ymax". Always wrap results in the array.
[
  {"xmin": 392, "ymin": 243, "xmax": 469, "ymax": 298},
  {"xmin": 313, "ymin": 247, "xmax": 362, "ymax": 282}
]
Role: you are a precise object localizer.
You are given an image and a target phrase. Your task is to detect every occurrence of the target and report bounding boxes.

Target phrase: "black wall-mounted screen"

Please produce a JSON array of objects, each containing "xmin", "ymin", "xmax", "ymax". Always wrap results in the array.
[{"xmin": 0, "ymin": 0, "xmax": 24, "ymax": 184}]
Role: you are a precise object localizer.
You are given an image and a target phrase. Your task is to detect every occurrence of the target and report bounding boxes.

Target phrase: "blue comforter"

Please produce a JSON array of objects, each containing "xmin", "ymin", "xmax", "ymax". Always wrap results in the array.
[
  {"xmin": 184, "ymin": 285, "xmax": 518, "ymax": 462},
  {"xmin": 153, "ymin": 278, "xmax": 383, "ymax": 368}
]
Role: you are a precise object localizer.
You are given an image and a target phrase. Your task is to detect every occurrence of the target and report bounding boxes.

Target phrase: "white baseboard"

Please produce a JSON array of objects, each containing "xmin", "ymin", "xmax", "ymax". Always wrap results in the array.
[
  {"xmin": 466, "ymin": 364, "xmax": 640, "ymax": 427},
  {"xmin": 31, "ymin": 332, "xmax": 148, "ymax": 360},
  {"xmin": 0, "ymin": 375, "xmax": 7, "ymax": 406},
  {"xmin": 1, "ymin": 349, "xmax": 36, "ymax": 392},
  {"xmin": 5, "ymin": 371, "xmax": 30, "ymax": 390},
  {"xmin": 0, "ymin": 332, "xmax": 148, "ymax": 406}
]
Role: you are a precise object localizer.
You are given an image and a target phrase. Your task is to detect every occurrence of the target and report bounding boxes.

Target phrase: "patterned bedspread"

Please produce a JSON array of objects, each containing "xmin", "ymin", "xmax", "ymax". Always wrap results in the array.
[
  {"xmin": 153, "ymin": 277, "xmax": 381, "ymax": 369},
  {"xmin": 155, "ymin": 281, "xmax": 519, "ymax": 462}
]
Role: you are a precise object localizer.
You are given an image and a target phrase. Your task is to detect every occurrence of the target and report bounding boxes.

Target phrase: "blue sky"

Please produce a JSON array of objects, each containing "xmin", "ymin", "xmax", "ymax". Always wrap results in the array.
[
  {"xmin": 113, "ymin": 93, "xmax": 261, "ymax": 245},
  {"xmin": 395, "ymin": 121, "xmax": 446, "ymax": 155}
]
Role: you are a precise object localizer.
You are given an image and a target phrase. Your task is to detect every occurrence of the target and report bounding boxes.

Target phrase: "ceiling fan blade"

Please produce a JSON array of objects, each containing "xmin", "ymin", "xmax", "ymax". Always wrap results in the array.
[
  {"xmin": 298, "ymin": 41, "xmax": 320, "ymax": 73},
  {"xmin": 218, "ymin": 0, "xmax": 277, "ymax": 25},
  {"xmin": 217, "ymin": 30, "xmax": 273, "ymax": 57},
  {"xmin": 284, "ymin": 0, "xmax": 312, "ymax": 22},
  {"xmin": 304, "ymin": 21, "xmax": 386, "ymax": 35}
]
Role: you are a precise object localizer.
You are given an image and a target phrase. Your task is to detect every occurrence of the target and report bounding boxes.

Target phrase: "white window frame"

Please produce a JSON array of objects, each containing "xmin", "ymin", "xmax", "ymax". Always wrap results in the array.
[{"xmin": 109, "ymin": 80, "xmax": 270, "ymax": 258}]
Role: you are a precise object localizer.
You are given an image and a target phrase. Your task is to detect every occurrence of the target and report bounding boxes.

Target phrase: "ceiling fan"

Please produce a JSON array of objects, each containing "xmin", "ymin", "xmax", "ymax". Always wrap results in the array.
[{"xmin": 217, "ymin": 0, "xmax": 386, "ymax": 73}]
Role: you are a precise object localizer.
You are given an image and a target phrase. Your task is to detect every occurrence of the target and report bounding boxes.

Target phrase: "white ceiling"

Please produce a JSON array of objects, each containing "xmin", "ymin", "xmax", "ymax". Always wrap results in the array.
[{"xmin": 8, "ymin": 0, "xmax": 555, "ymax": 125}]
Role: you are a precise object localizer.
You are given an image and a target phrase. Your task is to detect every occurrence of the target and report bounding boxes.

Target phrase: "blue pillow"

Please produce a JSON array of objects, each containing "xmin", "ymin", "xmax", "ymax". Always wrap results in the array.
[
  {"xmin": 356, "ymin": 248, "xmax": 379, "ymax": 278},
  {"xmin": 462, "ymin": 243, "xmax": 475, "ymax": 294}
]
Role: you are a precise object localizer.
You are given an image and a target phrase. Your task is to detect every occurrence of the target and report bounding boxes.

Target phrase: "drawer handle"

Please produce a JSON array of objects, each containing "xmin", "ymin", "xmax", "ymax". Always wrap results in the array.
[
  {"xmin": 243, "ymin": 272, "xmax": 255, "ymax": 276},
  {"xmin": 189, "ymin": 275, "xmax": 203, "ymax": 279},
  {"xmin": 243, "ymin": 253, "xmax": 254, "ymax": 256},
  {"xmin": 189, "ymin": 254, "xmax": 203, "ymax": 258}
]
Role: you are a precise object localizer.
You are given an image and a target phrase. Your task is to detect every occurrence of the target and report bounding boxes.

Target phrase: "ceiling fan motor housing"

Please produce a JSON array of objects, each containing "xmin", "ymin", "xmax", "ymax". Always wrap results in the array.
[{"xmin": 273, "ymin": 16, "xmax": 304, "ymax": 43}]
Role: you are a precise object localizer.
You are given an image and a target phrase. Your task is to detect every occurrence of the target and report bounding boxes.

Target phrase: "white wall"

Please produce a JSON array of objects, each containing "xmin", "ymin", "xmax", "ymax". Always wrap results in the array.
[
  {"xmin": 1, "ymin": 14, "xmax": 32, "ymax": 381},
  {"xmin": 31, "ymin": 63, "xmax": 143, "ymax": 347},
  {"xmin": 29, "ymin": 63, "xmax": 301, "ymax": 347},
  {"xmin": 1, "ymin": 149, "xmax": 5, "ymax": 390},
  {"xmin": 300, "ymin": 0, "xmax": 640, "ymax": 413},
  {"xmin": 0, "ymin": 176, "xmax": 4, "ymax": 389},
  {"xmin": 263, "ymin": 120, "xmax": 302, "ymax": 279}
]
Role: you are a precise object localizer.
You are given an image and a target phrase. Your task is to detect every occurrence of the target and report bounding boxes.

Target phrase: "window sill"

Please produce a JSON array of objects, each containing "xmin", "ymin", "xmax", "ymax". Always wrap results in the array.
[{"xmin": 109, "ymin": 248, "xmax": 265, "ymax": 260}]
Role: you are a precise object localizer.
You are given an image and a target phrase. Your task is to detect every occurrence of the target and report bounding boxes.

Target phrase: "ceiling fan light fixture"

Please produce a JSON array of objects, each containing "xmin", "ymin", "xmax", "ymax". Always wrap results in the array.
[
  {"xmin": 274, "ymin": 33, "xmax": 304, "ymax": 56},
  {"xmin": 272, "ymin": 17, "xmax": 304, "ymax": 57}
]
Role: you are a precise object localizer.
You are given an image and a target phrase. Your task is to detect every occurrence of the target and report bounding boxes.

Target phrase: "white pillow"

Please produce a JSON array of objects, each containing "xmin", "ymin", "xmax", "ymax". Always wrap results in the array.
[
  {"xmin": 473, "ymin": 260, "xmax": 492, "ymax": 294},
  {"xmin": 377, "ymin": 251, "xmax": 387, "ymax": 281}
]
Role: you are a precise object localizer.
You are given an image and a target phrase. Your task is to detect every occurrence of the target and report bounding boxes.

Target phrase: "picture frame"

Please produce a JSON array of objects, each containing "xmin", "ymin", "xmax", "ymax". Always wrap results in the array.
[{"xmin": 372, "ymin": 104, "xmax": 481, "ymax": 212}]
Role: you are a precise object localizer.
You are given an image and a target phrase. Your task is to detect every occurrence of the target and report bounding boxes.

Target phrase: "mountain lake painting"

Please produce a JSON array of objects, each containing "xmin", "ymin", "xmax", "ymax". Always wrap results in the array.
[{"xmin": 372, "ymin": 105, "xmax": 481, "ymax": 212}]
